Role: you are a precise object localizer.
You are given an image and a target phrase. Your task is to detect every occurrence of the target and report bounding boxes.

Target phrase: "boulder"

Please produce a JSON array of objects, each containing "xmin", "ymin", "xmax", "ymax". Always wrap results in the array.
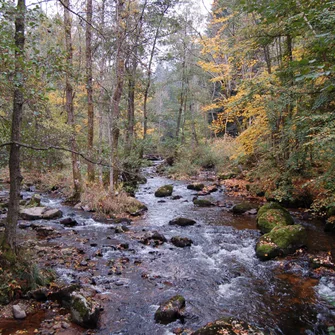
[
  {"xmin": 20, "ymin": 207, "xmax": 63, "ymax": 220},
  {"xmin": 187, "ymin": 183, "xmax": 205, "ymax": 191},
  {"xmin": 257, "ymin": 209, "xmax": 294, "ymax": 234},
  {"xmin": 60, "ymin": 217, "xmax": 78, "ymax": 227},
  {"xmin": 231, "ymin": 202, "xmax": 256, "ymax": 215},
  {"xmin": 70, "ymin": 292, "xmax": 100, "ymax": 328},
  {"xmin": 155, "ymin": 185, "xmax": 173, "ymax": 197},
  {"xmin": 25, "ymin": 194, "xmax": 41, "ymax": 207},
  {"xmin": 127, "ymin": 199, "xmax": 148, "ymax": 216},
  {"xmin": 192, "ymin": 317, "xmax": 265, "ymax": 335},
  {"xmin": 140, "ymin": 231, "xmax": 167, "ymax": 246},
  {"xmin": 171, "ymin": 236, "xmax": 193, "ymax": 248},
  {"xmin": 169, "ymin": 217, "xmax": 196, "ymax": 227},
  {"xmin": 255, "ymin": 224, "xmax": 307, "ymax": 261},
  {"xmin": 154, "ymin": 295, "xmax": 185, "ymax": 324},
  {"xmin": 12, "ymin": 305, "xmax": 26, "ymax": 319},
  {"xmin": 256, "ymin": 202, "xmax": 288, "ymax": 221},
  {"xmin": 193, "ymin": 198, "xmax": 214, "ymax": 207}
]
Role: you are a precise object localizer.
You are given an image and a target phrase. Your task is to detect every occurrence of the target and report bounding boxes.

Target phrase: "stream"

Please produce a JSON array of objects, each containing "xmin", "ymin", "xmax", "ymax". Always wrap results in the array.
[{"xmin": 4, "ymin": 165, "xmax": 335, "ymax": 334}]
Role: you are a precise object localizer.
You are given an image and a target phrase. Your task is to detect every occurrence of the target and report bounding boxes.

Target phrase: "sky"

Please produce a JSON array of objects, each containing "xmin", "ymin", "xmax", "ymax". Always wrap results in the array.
[{"xmin": 199, "ymin": 0, "xmax": 213, "ymax": 15}]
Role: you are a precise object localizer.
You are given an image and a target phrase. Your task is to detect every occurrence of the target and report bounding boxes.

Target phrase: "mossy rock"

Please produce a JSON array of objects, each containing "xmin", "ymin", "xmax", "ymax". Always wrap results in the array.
[
  {"xmin": 192, "ymin": 316, "xmax": 265, "ymax": 335},
  {"xmin": 257, "ymin": 209, "xmax": 294, "ymax": 234},
  {"xmin": 154, "ymin": 295, "xmax": 185, "ymax": 324},
  {"xmin": 218, "ymin": 172, "xmax": 236, "ymax": 180},
  {"xmin": 256, "ymin": 202, "xmax": 289, "ymax": 221},
  {"xmin": 25, "ymin": 194, "xmax": 41, "ymax": 208},
  {"xmin": 231, "ymin": 202, "xmax": 256, "ymax": 215},
  {"xmin": 70, "ymin": 292, "xmax": 100, "ymax": 328},
  {"xmin": 187, "ymin": 183, "xmax": 205, "ymax": 191},
  {"xmin": 255, "ymin": 224, "xmax": 307, "ymax": 261},
  {"xmin": 155, "ymin": 185, "xmax": 173, "ymax": 197},
  {"xmin": 193, "ymin": 198, "xmax": 214, "ymax": 207}
]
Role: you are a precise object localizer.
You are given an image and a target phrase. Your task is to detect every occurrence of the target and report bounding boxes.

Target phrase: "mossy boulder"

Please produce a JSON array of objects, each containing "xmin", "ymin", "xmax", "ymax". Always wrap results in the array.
[
  {"xmin": 126, "ymin": 199, "xmax": 148, "ymax": 216},
  {"xmin": 256, "ymin": 202, "xmax": 288, "ymax": 221},
  {"xmin": 187, "ymin": 183, "xmax": 205, "ymax": 191},
  {"xmin": 154, "ymin": 295, "xmax": 185, "ymax": 324},
  {"xmin": 70, "ymin": 292, "xmax": 100, "ymax": 328},
  {"xmin": 257, "ymin": 209, "xmax": 294, "ymax": 234},
  {"xmin": 192, "ymin": 316, "xmax": 265, "ymax": 335},
  {"xmin": 255, "ymin": 224, "xmax": 307, "ymax": 261},
  {"xmin": 231, "ymin": 202, "xmax": 256, "ymax": 215},
  {"xmin": 155, "ymin": 185, "xmax": 173, "ymax": 197},
  {"xmin": 193, "ymin": 198, "xmax": 214, "ymax": 207}
]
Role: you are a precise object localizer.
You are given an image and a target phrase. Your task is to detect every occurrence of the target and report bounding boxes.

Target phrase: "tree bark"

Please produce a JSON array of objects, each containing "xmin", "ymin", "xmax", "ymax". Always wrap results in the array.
[
  {"xmin": 110, "ymin": 0, "xmax": 125, "ymax": 193},
  {"xmin": 86, "ymin": 0, "xmax": 95, "ymax": 182},
  {"xmin": 64, "ymin": 0, "xmax": 82, "ymax": 201},
  {"xmin": 4, "ymin": 0, "xmax": 26, "ymax": 255}
]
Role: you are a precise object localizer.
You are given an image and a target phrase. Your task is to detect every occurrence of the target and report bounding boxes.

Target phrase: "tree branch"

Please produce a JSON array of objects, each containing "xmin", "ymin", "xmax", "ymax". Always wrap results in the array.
[{"xmin": 0, "ymin": 141, "xmax": 111, "ymax": 167}]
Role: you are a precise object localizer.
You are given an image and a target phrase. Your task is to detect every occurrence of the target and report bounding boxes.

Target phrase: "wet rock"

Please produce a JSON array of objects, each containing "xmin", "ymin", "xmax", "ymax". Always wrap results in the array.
[
  {"xmin": 193, "ymin": 198, "xmax": 214, "ymax": 207},
  {"xmin": 113, "ymin": 218, "xmax": 132, "ymax": 225},
  {"xmin": 231, "ymin": 202, "xmax": 256, "ymax": 215},
  {"xmin": 12, "ymin": 305, "xmax": 26, "ymax": 319},
  {"xmin": 187, "ymin": 183, "xmax": 205, "ymax": 191},
  {"xmin": 140, "ymin": 231, "xmax": 167, "ymax": 246},
  {"xmin": 25, "ymin": 194, "xmax": 41, "ymax": 207},
  {"xmin": 169, "ymin": 217, "xmax": 196, "ymax": 227},
  {"xmin": 245, "ymin": 208, "xmax": 258, "ymax": 215},
  {"xmin": 82, "ymin": 205, "xmax": 94, "ymax": 212},
  {"xmin": 255, "ymin": 224, "xmax": 307, "ymax": 261},
  {"xmin": 171, "ymin": 195, "xmax": 183, "ymax": 200},
  {"xmin": 20, "ymin": 207, "xmax": 63, "ymax": 220},
  {"xmin": 114, "ymin": 225, "xmax": 130, "ymax": 233},
  {"xmin": 154, "ymin": 295, "xmax": 185, "ymax": 324},
  {"xmin": 70, "ymin": 292, "xmax": 100, "ymax": 328},
  {"xmin": 155, "ymin": 185, "xmax": 173, "ymax": 197},
  {"xmin": 74, "ymin": 202, "xmax": 82, "ymax": 210},
  {"xmin": 257, "ymin": 207, "xmax": 294, "ymax": 234},
  {"xmin": 18, "ymin": 222, "xmax": 31, "ymax": 229},
  {"xmin": 48, "ymin": 284, "xmax": 79, "ymax": 304},
  {"xmin": 60, "ymin": 217, "xmax": 78, "ymax": 227},
  {"xmin": 26, "ymin": 287, "xmax": 49, "ymax": 301},
  {"xmin": 192, "ymin": 316, "xmax": 265, "ymax": 335},
  {"xmin": 32, "ymin": 225, "xmax": 58, "ymax": 237},
  {"xmin": 171, "ymin": 236, "xmax": 193, "ymax": 248},
  {"xmin": 158, "ymin": 200, "xmax": 166, "ymax": 203}
]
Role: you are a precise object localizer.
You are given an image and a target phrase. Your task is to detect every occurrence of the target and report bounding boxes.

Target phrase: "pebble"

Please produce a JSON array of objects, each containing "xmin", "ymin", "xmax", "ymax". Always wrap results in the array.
[{"xmin": 12, "ymin": 304, "xmax": 26, "ymax": 319}]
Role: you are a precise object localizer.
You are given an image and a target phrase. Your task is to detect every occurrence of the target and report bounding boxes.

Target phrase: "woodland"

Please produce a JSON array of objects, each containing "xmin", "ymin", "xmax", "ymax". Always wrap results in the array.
[{"xmin": 0, "ymin": 0, "xmax": 335, "ymax": 333}]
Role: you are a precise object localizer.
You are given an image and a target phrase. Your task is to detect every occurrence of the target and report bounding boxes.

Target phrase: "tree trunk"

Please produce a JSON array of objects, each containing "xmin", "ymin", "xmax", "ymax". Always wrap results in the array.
[
  {"xmin": 110, "ymin": 0, "xmax": 125, "ymax": 192},
  {"xmin": 86, "ymin": 0, "xmax": 95, "ymax": 182},
  {"xmin": 4, "ymin": 0, "xmax": 26, "ymax": 255},
  {"xmin": 64, "ymin": 0, "xmax": 82, "ymax": 201}
]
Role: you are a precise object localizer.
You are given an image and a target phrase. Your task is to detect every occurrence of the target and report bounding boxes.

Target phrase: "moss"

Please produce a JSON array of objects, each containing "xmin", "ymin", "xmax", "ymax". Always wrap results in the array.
[
  {"xmin": 256, "ymin": 202, "xmax": 288, "ymax": 221},
  {"xmin": 187, "ymin": 183, "xmax": 205, "ymax": 191},
  {"xmin": 257, "ymin": 209, "xmax": 294, "ymax": 234},
  {"xmin": 269, "ymin": 225, "xmax": 307, "ymax": 249},
  {"xmin": 193, "ymin": 199, "xmax": 214, "ymax": 207},
  {"xmin": 154, "ymin": 185, "xmax": 173, "ymax": 197},
  {"xmin": 232, "ymin": 202, "xmax": 255, "ymax": 214},
  {"xmin": 255, "ymin": 241, "xmax": 279, "ymax": 261}
]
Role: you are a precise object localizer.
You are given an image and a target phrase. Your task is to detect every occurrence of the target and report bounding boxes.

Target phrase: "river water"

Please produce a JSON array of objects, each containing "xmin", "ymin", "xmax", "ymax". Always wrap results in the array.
[{"xmin": 17, "ymin": 166, "xmax": 335, "ymax": 334}]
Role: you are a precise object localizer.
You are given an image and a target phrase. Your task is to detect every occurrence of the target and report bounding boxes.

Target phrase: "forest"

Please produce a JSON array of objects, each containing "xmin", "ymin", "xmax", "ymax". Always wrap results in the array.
[{"xmin": 0, "ymin": 0, "xmax": 335, "ymax": 334}]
